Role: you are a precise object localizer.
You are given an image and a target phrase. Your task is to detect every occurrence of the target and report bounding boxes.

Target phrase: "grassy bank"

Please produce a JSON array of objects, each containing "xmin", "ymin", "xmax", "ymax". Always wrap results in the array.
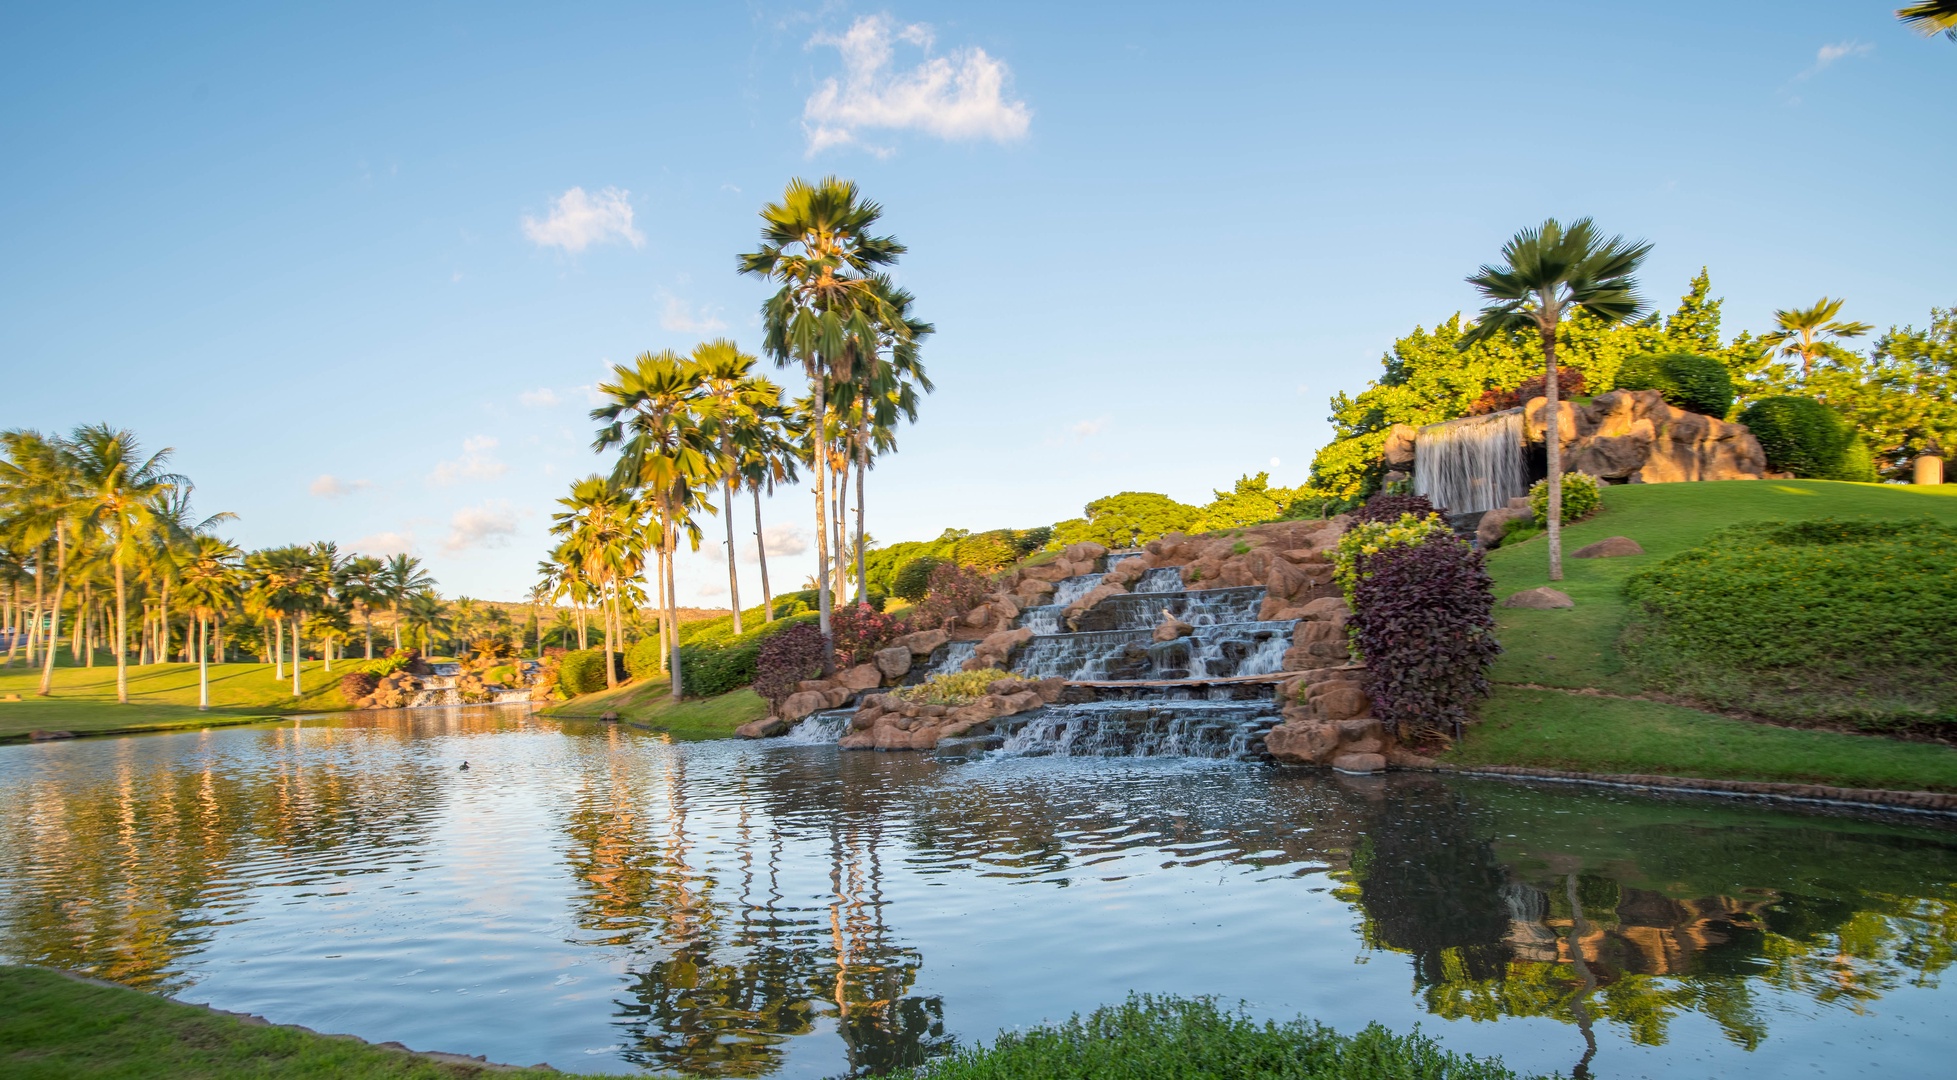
[
  {"xmin": 541, "ymin": 677, "xmax": 768, "ymax": 740},
  {"xmin": 0, "ymin": 662, "xmax": 348, "ymax": 742},
  {"xmin": 0, "ymin": 965, "xmax": 593, "ymax": 1079},
  {"xmin": 1450, "ymin": 480, "xmax": 1957, "ymax": 791}
]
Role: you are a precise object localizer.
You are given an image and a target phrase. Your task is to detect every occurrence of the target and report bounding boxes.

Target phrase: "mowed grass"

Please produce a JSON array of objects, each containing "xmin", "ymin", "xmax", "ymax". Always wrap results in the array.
[
  {"xmin": 0, "ymin": 965, "xmax": 599, "ymax": 1079},
  {"xmin": 1448, "ymin": 481, "xmax": 1957, "ymax": 791},
  {"xmin": 0, "ymin": 661, "xmax": 348, "ymax": 742},
  {"xmin": 540, "ymin": 677, "xmax": 768, "ymax": 740}
]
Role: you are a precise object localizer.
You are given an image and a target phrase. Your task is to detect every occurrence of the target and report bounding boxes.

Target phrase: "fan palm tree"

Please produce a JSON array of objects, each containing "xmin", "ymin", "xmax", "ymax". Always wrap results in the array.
[
  {"xmin": 1759, "ymin": 298, "xmax": 1873, "ymax": 380},
  {"xmin": 68, "ymin": 425, "xmax": 185, "ymax": 704},
  {"xmin": 1899, "ymin": 2, "xmax": 1957, "ymax": 40},
  {"xmin": 377, "ymin": 553, "xmax": 435, "ymax": 652},
  {"xmin": 178, "ymin": 536, "xmax": 241, "ymax": 709},
  {"xmin": 1462, "ymin": 218, "xmax": 1651, "ymax": 581},
  {"xmin": 691, "ymin": 339, "xmax": 782, "ymax": 635},
  {"xmin": 342, "ymin": 555, "xmax": 386, "ymax": 659},
  {"xmin": 739, "ymin": 176, "xmax": 915, "ymax": 668},
  {"xmin": 838, "ymin": 275, "xmax": 933, "ymax": 602}
]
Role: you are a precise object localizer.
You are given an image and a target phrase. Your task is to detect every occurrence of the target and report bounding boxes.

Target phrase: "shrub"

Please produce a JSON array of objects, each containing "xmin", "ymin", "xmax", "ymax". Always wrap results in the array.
[
  {"xmin": 890, "ymin": 669, "xmax": 998, "ymax": 706},
  {"xmin": 911, "ymin": 562, "xmax": 995, "ymax": 630},
  {"xmin": 753, "ymin": 623, "xmax": 827, "ymax": 706},
  {"xmin": 1738, "ymin": 396, "xmax": 1852, "ymax": 478},
  {"xmin": 831, "ymin": 603, "xmax": 905, "ymax": 668},
  {"xmin": 625, "ymin": 635, "xmax": 665, "ymax": 682},
  {"xmin": 1830, "ymin": 436, "xmax": 1880, "ymax": 483},
  {"xmin": 1614, "ymin": 351, "xmax": 1735, "ymax": 417},
  {"xmin": 556, "ymin": 649, "xmax": 621, "ymax": 697},
  {"xmin": 1528, "ymin": 471, "xmax": 1602, "ymax": 526},
  {"xmin": 1468, "ymin": 367, "xmax": 1587, "ymax": 415},
  {"xmin": 532, "ymin": 654, "xmax": 563, "ymax": 700},
  {"xmin": 470, "ymin": 635, "xmax": 517, "ymax": 662},
  {"xmin": 952, "ymin": 529, "xmax": 1021, "ymax": 572},
  {"xmin": 339, "ymin": 671, "xmax": 379, "ymax": 706},
  {"xmin": 1355, "ymin": 494, "xmax": 1439, "ymax": 525},
  {"xmin": 677, "ymin": 612, "xmax": 820, "ymax": 698},
  {"xmin": 1349, "ymin": 534, "xmax": 1500, "ymax": 741},
  {"xmin": 1333, "ymin": 512, "xmax": 1455, "ymax": 607},
  {"xmin": 892, "ymin": 556, "xmax": 947, "ymax": 602},
  {"xmin": 1624, "ymin": 518, "xmax": 1957, "ymax": 734}
]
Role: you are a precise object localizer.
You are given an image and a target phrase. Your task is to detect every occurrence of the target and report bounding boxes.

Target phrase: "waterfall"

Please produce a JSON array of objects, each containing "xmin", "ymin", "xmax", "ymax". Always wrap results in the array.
[
  {"xmin": 1052, "ymin": 573, "xmax": 1106, "ymax": 606},
  {"xmin": 781, "ymin": 710, "xmax": 852, "ymax": 744},
  {"xmin": 1413, "ymin": 409, "xmax": 1530, "ymax": 515},
  {"xmin": 920, "ymin": 640, "xmax": 979, "ymax": 677},
  {"xmin": 996, "ymin": 700, "xmax": 1281, "ymax": 760},
  {"xmin": 1134, "ymin": 567, "xmax": 1184, "ymax": 593}
]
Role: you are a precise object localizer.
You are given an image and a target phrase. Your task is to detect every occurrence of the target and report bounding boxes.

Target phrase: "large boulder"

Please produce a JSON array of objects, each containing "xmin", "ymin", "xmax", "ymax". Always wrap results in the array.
[
  {"xmin": 897, "ymin": 628, "xmax": 949, "ymax": 656},
  {"xmin": 838, "ymin": 663, "xmax": 884, "ymax": 692},
  {"xmin": 967, "ymin": 627, "xmax": 1033, "ymax": 670},
  {"xmin": 1524, "ymin": 389, "xmax": 1767, "ymax": 483},
  {"xmin": 778, "ymin": 690, "xmax": 830, "ymax": 721},
  {"xmin": 873, "ymin": 645, "xmax": 913, "ymax": 680},
  {"xmin": 1503, "ymin": 586, "xmax": 1575, "ymax": 609},
  {"xmin": 1381, "ymin": 423, "xmax": 1419, "ymax": 468},
  {"xmin": 1572, "ymin": 536, "xmax": 1644, "ymax": 558},
  {"xmin": 1476, "ymin": 501, "xmax": 1534, "ymax": 548},
  {"xmin": 736, "ymin": 716, "xmax": 789, "ymax": 739}
]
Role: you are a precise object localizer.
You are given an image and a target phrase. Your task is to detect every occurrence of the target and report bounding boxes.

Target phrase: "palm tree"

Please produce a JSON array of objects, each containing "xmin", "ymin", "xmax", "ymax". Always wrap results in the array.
[
  {"xmin": 148, "ymin": 485, "xmax": 235, "ymax": 664},
  {"xmin": 377, "ymin": 553, "xmax": 435, "ymax": 652},
  {"xmin": 733, "ymin": 398, "xmax": 801, "ymax": 622},
  {"xmin": 1899, "ymin": 1, "xmax": 1957, "ymax": 40},
  {"xmin": 68, "ymin": 425, "xmax": 184, "ymax": 704},
  {"xmin": 1759, "ymin": 298, "xmax": 1873, "ymax": 380},
  {"xmin": 1462, "ymin": 219, "xmax": 1651, "ymax": 581},
  {"xmin": 592, "ymin": 353, "xmax": 719, "ymax": 699},
  {"xmin": 401, "ymin": 591, "xmax": 452, "ymax": 655},
  {"xmin": 551, "ymin": 476, "xmax": 639, "ymax": 689},
  {"xmin": 838, "ymin": 275, "xmax": 933, "ymax": 602},
  {"xmin": 0, "ymin": 429, "xmax": 81, "ymax": 692},
  {"xmin": 691, "ymin": 339, "xmax": 782, "ymax": 635},
  {"xmin": 342, "ymin": 555, "xmax": 386, "ymax": 659},
  {"xmin": 178, "ymin": 536, "xmax": 241, "ymax": 709},
  {"xmin": 739, "ymin": 176, "xmax": 915, "ymax": 669}
]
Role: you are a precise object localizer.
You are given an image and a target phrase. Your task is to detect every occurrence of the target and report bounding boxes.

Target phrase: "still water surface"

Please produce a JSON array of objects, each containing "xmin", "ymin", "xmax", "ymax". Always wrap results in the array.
[{"xmin": 1, "ymin": 707, "xmax": 1953, "ymax": 1078}]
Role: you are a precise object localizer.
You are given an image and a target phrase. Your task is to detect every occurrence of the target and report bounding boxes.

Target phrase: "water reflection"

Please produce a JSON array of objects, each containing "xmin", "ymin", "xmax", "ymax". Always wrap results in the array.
[{"xmin": 0, "ymin": 711, "xmax": 1952, "ymax": 1078}]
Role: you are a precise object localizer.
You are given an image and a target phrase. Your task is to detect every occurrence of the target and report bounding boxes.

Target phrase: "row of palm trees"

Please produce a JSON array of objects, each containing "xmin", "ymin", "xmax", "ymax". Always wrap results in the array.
[
  {"xmin": 539, "ymin": 177, "xmax": 933, "ymax": 700},
  {"xmin": 0, "ymin": 425, "xmax": 450, "ymax": 707}
]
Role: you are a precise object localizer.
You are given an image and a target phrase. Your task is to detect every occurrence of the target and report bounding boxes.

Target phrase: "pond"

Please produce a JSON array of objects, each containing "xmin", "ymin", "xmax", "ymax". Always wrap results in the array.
[{"xmin": 2, "ymin": 707, "xmax": 1953, "ymax": 1078}]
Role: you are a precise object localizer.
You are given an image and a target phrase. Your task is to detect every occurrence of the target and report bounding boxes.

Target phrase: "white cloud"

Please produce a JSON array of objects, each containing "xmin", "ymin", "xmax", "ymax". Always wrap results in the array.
[
  {"xmin": 430, "ymin": 436, "xmax": 508, "ymax": 485},
  {"xmin": 352, "ymin": 531, "xmax": 416, "ymax": 557},
  {"xmin": 1798, "ymin": 40, "xmax": 1873, "ymax": 79},
  {"xmin": 658, "ymin": 291, "xmax": 728, "ymax": 334},
  {"xmin": 444, "ymin": 501, "xmax": 520, "ymax": 553},
  {"xmin": 1070, "ymin": 418, "xmax": 1106, "ymax": 438},
  {"xmin": 519, "ymin": 387, "xmax": 560, "ymax": 408},
  {"xmin": 522, "ymin": 186, "xmax": 645, "ymax": 252},
  {"xmin": 804, "ymin": 15, "xmax": 1031, "ymax": 154},
  {"xmin": 310, "ymin": 474, "xmax": 371, "ymax": 498},
  {"xmin": 696, "ymin": 578, "xmax": 727, "ymax": 597},
  {"xmin": 743, "ymin": 522, "xmax": 808, "ymax": 562}
]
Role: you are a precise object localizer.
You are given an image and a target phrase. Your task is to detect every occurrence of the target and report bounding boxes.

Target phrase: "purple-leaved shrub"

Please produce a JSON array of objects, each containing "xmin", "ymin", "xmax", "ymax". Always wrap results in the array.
[{"xmin": 1349, "ymin": 534, "xmax": 1500, "ymax": 741}]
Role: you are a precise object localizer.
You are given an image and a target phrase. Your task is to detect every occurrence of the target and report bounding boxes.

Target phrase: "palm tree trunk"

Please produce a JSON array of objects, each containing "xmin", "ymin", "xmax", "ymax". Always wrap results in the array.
[
  {"xmin": 653, "ymin": 548, "xmax": 669, "ymax": 674},
  {"xmin": 723, "ymin": 473, "xmax": 743, "ymax": 634},
  {"xmin": 114, "ymin": 555, "xmax": 130, "ymax": 704},
  {"xmin": 160, "ymin": 579, "xmax": 171, "ymax": 664},
  {"xmin": 391, "ymin": 604, "xmax": 402, "ymax": 652},
  {"xmin": 855, "ymin": 427, "xmax": 868, "ymax": 605},
  {"xmin": 198, "ymin": 615, "xmax": 209, "ymax": 710},
  {"xmin": 602, "ymin": 579, "xmax": 617, "ymax": 690},
  {"xmin": 363, "ymin": 607, "xmax": 373, "ymax": 660},
  {"xmin": 831, "ymin": 446, "xmax": 848, "ymax": 602},
  {"xmin": 291, "ymin": 612, "xmax": 302, "ymax": 697},
  {"xmin": 1542, "ymin": 323, "xmax": 1565, "ymax": 582},
  {"xmin": 752, "ymin": 487, "xmax": 774, "ymax": 622},
  {"xmin": 274, "ymin": 614, "xmax": 284, "ymax": 679},
  {"xmin": 665, "ymin": 514, "xmax": 682, "ymax": 701},
  {"xmin": 36, "ymin": 535, "xmax": 66, "ymax": 696},
  {"xmin": 215, "ymin": 615, "xmax": 225, "ymax": 664},
  {"xmin": 810, "ymin": 368, "xmax": 833, "ymax": 671}
]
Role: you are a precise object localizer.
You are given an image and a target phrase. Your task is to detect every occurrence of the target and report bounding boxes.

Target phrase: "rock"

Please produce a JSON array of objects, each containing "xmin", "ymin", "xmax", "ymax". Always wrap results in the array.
[
  {"xmin": 1265, "ymin": 721, "xmax": 1340, "ymax": 765},
  {"xmin": 898, "ymin": 628, "xmax": 949, "ymax": 656},
  {"xmin": 1064, "ymin": 582, "xmax": 1127, "ymax": 622},
  {"xmin": 27, "ymin": 729, "xmax": 75, "ymax": 741},
  {"xmin": 1062, "ymin": 541, "xmax": 1110, "ymax": 564},
  {"xmin": 1332, "ymin": 752, "xmax": 1387, "ymax": 774},
  {"xmin": 599, "ymin": 711, "xmax": 619, "ymax": 722},
  {"xmin": 1381, "ymin": 423, "xmax": 1419, "ymax": 467},
  {"xmin": 1152, "ymin": 612, "xmax": 1194, "ymax": 643},
  {"xmin": 873, "ymin": 645, "xmax": 912, "ymax": 680},
  {"xmin": 1263, "ymin": 557, "xmax": 1310, "ymax": 602},
  {"xmin": 1104, "ymin": 558, "xmax": 1148, "ymax": 587},
  {"xmin": 1014, "ymin": 577, "xmax": 1057, "ymax": 602},
  {"xmin": 1020, "ymin": 561, "xmax": 1072, "ymax": 583},
  {"xmin": 778, "ymin": 691, "xmax": 830, "ymax": 721},
  {"xmin": 1572, "ymin": 536, "xmax": 1644, "ymax": 558},
  {"xmin": 1298, "ymin": 597, "xmax": 1351, "ymax": 625},
  {"xmin": 1476, "ymin": 506, "xmax": 1533, "ymax": 549},
  {"xmin": 735, "ymin": 716, "xmax": 789, "ymax": 739},
  {"xmin": 838, "ymin": 664, "xmax": 883, "ymax": 692},
  {"xmin": 796, "ymin": 679, "xmax": 835, "ymax": 694},
  {"xmin": 1503, "ymin": 586, "xmax": 1575, "ymax": 609},
  {"xmin": 1293, "ymin": 621, "xmax": 1343, "ymax": 647},
  {"xmin": 1523, "ymin": 389, "xmax": 1767, "ymax": 484},
  {"xmin": 821, "ymin": 686, "xmax": 853, "ymax": 709},
  {"xmin": 1310, "ymin": 685, "xmax": 1371, "ymax": 722},
  {"xmin": 1336, "ymin": 717, "xmax": 1384, "ymax": 744},
  {"xmin": 961, "ymin": 604, "xmax": 995, "ymax": 629},
  {"xmin": 968, "ymin": 627, "xmax": 1034, "ymax": 670}
]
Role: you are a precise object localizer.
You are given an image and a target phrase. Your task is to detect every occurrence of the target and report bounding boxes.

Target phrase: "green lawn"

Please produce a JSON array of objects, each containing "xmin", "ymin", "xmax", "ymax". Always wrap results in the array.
[
  {"xmin": 0, "ymin": 965, "xmax": 601, "ymax": 1079},
  {"xmin": 540, "ymin": 677, "xmax": 768, "ymax": 740},
  {"xmin": 1448, "ymin": 481, "xmax": 1957, "ymax": 791},
  {"xmin": 0, "ymin": 661, "xmax": 349, "ymax": 742}
]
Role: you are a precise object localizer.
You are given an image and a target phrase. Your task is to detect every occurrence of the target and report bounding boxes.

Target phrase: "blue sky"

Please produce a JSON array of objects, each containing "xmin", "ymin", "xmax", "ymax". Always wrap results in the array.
[{"xmin": 4, "ymin": 2, "xmax": 1951, "ymax": 604}]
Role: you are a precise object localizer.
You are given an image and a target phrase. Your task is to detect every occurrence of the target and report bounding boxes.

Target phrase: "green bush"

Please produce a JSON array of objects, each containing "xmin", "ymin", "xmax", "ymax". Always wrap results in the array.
[
  {"xmin": 1529, "ymin": 471, "xmax": 1602, "ymax": 526},
  {"xmin": 1615, "ymin": 351, "xmax": 1735, "ymax": 417},
  {"xmin": 1830, "ymin": 437, "xmax": 1880, "ymax": 483},
  {"xmin": 1624, "ymin": 518, "xmax": 1957, "ymax": 734},
  {"xmin": 891, "ymin": 669, "xmax": 998, "ymax": 706},
  {"xmin": 681, "ymin": 613, "xmax": 821, "ymax": 698},
  {"xmin": 556, "ymin": 649, "xmax": 619, "ymax": 697},
  {"xmin": 892, "ymin": 556, "xmax": 947, "ymax": 601},
  {"xmin": 892, "ymin": 995, "xmax": 1538, "ymax": 1080},
  {"xmin": 1739, "ymin": 396, "xmax": 1852, "ymax": 478},
  {"xmin": 625, "ymin": 636, "xmax": 664, "ymax": 682}
]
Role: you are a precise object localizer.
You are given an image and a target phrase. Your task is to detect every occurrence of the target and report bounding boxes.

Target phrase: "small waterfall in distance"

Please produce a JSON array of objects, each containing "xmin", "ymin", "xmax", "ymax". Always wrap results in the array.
[{"xmin": 1413, "ymin": 409, "xmax": 1530, "ymax": 515}]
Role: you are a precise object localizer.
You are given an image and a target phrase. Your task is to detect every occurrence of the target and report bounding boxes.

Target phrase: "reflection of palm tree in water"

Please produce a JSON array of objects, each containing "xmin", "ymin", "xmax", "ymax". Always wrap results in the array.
[
  {"xmin": 827, "ymin": 820, "xmax": 949, "ymax": 1077},
  {"xmin": 1563, "ymin": 874, "xmax": 1598, "ymax": 1080}
]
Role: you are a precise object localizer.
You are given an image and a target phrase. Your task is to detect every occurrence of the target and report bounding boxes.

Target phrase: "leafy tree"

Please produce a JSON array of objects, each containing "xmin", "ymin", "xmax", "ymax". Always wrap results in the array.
[
  {"xmin": 376, "ymin": 553, "xmax": 435, "ymax": 653},
  {"xmin": 68, "ymin": 425, "xmax": 185, "ymax": 704},
  {"xmin": 1461, "ymin": 218, "xmax": 1651, "ymax": 581},
  {"xmin": 341, "ymin": 555, "xmax": 386, "ymax": 659},
  {"xmin": 1759, "ymin": 298, "xmax": 1872, "ymax": 380},
  {"xmin": 1195, "ymin": 472, "xmax": 1306, "ymax": 531},
  {"xmin": 1053, "ymin": 492, "xmax": 1201, "ymax": 549},
  {"xmin": 176, "ymin": 537, "xmax": 239, "ymax": 708},
  {"xmin": 1803, "ymin": 306, "xmax": 1957, "ymax": 476}
]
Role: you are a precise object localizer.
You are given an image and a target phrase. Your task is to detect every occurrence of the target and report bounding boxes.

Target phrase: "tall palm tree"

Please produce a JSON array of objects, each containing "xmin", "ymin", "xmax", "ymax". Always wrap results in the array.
[
  {"xmin": 401, "ymin": 591, "xmax": 452, "ymax": 655},
  {"xmin": 733, "ymin": 398, "xmax": 801, "ymax": 622},
  {"xmin": 68, "ymin": 425, "xmax": 184, "ymax": 704},
  {"xmin": 1759, "ymin": 298, "xmax": 1873, "ymax": 380},
  {"xmin": 0, "ymin": 429, "xmax": 81, "ymax": 692},
  {"xmin": 1899, "ymin": 2, "xmax": 1957, "ymax": 40},
  {"xmin": 691, "ymin": 339, "xmax": 781, "ymax": 635},
  {"xmin": 838, "ymin": 275, "xmax": 933, "ymax": 602},
  {"xmin": 377, "ymin": 553, "xmax": 435, "ymax": 652},
  {"xmin": 342, "ymin": 555, "xmax": 386, "ymax": 659},
  {"xmin": 551, "ymin": 475, "xmax": 639, "ymax": 689},
  {"xmin": 1462, "ymin": 218, "xmax": 1650, "ymax": 581},
  {"xmin": 177, "ymin": 535, "xmax": 241, "ymax": 709},
  {"xmin": 148, "ymin": 485, "xmax": 235, "ymax": 663},
  {"xmin": 739, "ymin": 176, "xmax": 914, "ymax": 669}
]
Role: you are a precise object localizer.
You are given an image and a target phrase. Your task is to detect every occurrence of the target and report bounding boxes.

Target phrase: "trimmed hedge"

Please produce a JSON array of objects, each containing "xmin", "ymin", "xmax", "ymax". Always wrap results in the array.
[
  {"xmin": 1615, "ymin": 351, "xmax": 1735, "ymax": 417},
  {"xmin": 1739, "ymin": 396, "xmax": 1851, "ymax": 478},
  {"xmin": 679, "ymin": 612, "xmax": 820, "ymax": 698}
]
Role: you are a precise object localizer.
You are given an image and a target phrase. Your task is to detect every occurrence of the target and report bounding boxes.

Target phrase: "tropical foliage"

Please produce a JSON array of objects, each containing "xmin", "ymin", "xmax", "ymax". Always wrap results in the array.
[{"xmin": 1528, "ymin": 472, "xmax": 1602, "ymax": 527}]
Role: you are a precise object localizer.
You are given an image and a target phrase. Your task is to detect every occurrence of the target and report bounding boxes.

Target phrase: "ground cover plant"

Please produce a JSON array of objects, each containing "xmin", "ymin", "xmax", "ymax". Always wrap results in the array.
[
  {"xmin": 1623, "ymin": 518, "xmax": 1957, "ymax": 735},
  {"xmin": 890, "ymin": 669, "xmax": 997, "ymax": 706},
  {"xmin": 892, "ymin": 994, "xmax": 1540, "ymax": 1080}
]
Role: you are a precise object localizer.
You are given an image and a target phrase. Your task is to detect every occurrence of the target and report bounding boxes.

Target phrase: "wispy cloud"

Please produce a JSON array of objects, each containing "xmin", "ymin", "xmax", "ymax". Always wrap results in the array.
[
  {"xmin": 430, "ymin": 436, "xmax": 508, "ymax": 485},
  {"xmin": 444, "ymin": 501, "xmax": 519, "ymax": 553},
  {"xmin": 352, "ymin": 530, "xmax": 416, "ymax": 557},
  {"xmin": 522, "ymin": 186, "xmax": 644, "ymax": 252},
  {"xmin": 1797, "ymin": 40, "xmax": 1873, "ymax": 80},
  {"xmin": 658, "ymin": 291, "xmax": 728, "ymax": 334},
  {"xmin": 744, "ymin": 522, "xmax": 808, "ymax": 562},
  {"xmin": 519, "ymin": 387, "xmax": 560, "ymax": 408},
  {"xmin": 1070, "ymin": 418, "xmax": 1107, "ymax": 438},
  {"xmin": 310, "ymin": 474, "xmax": 371, "ymax": 498},
  {"xmin": 804, "ymin": 15, "xmax": 1031, "ymax": 155}
]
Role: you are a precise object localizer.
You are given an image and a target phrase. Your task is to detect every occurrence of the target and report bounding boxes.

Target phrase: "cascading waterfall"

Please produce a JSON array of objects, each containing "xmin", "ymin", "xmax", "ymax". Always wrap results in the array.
[
  {"xmin": 996, "ymin": 700, "xmax": 1282, "ymax": 760},
  {"xmin": 1134, "ymin": 567, "xmax": 1185, "ymax": 593},
  {"xmin": 1052, "ymin": 573, "xmax": 1107, "ymax": 606},
  {"xmin": 782, "ymin": 710, "xmax": 852, "ymax": 744},
  {"xmin": 1413, "ymin": 408, "xmax": 1530, "ymax": 515}
]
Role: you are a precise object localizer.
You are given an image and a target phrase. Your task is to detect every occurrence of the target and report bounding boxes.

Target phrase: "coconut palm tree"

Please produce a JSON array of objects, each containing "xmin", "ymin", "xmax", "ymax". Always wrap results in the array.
[
  {"xmin": 1899, "ymin": 1, "xmax": 1957, "ymax": 40},
  {"xmin": 1462, "ymin": 219, "xmax": 1651, "ymax": 581},
  {"xmin": 838, "ymin": 275, "xmax": 933, "ymax": 602},
  {"xmin": 1759, "ymin": 298, "xmax": 1873, "ymax": 380},
  {"xmin": 0, "ymin": 429, "xmax": 81, "ymax": 691},
  {"xmin": 401, "ymin": 591, "xmax": 452, "ymax": 655},
  {"xmin": 342, "ymin": 555, "xmax": 386, "ymax": 659},
  {"xmin": 690, "ymin": 339, "xmax": 782, "ymax": 635},
  {"xmin": 739, "ymin": 176, "xmax": 915, "ymax": 668},
  {"xmin": 377, "ymin": 553, "xmax": 435, "ymax": 652},
  {"xmin": 147, "ymin": 485, "xmax": 235, "ymax": 663},
  {"xmin": 733, "ymin": 398, "xmax": 801, "ymax": 622},
  {"xmin": 178, "ymin": 536, "xmax": 241, "ymax": 709},
  {"xmin": 551, "ymin": 476, "xmax": 639, "ymax": 689},
  {"xmin": 67, "ymin": 425, "xmax": 185, "ymax": 704}
]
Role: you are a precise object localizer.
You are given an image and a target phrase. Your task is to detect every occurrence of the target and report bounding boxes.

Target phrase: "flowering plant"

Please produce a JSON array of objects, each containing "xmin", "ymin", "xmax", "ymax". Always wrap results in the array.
[{"xmin": 1333, "ymin": 512, "xmax": 1455, "ymax": 606}]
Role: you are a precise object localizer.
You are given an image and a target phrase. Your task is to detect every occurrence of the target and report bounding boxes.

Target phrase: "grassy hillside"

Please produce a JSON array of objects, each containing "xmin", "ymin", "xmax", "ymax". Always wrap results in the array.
[
  {"xmin": 541, "ymin": 677, "xmax": 768, "ymax": 740},
  {"xmin": 0, "ymin": 662, "xmax": 348, "ymax": 742},
  {"xmin": 1449, "ymin": 480, "xmax": 1957, "ymax": 790}
]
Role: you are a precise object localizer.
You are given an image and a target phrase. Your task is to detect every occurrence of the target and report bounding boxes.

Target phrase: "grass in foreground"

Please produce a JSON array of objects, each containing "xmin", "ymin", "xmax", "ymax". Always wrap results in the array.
[
  {"xmin": 1458, "ymin": 687, "xmax": 1957, "ymax": 793},
  {"xmin": 0, "ymin": 965, "xmax": 600, "ymax": 1079},
  {"xmin": 0, "ymin": 662, "xmax": 348, "ymax": 742},
  {"xmin": 894, "ymin": 994, "xmax": 1540, "ymax": 1080},
  {"xmin": 540, "ymin": 677, "xmax": 768, "ymax": 739}
]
